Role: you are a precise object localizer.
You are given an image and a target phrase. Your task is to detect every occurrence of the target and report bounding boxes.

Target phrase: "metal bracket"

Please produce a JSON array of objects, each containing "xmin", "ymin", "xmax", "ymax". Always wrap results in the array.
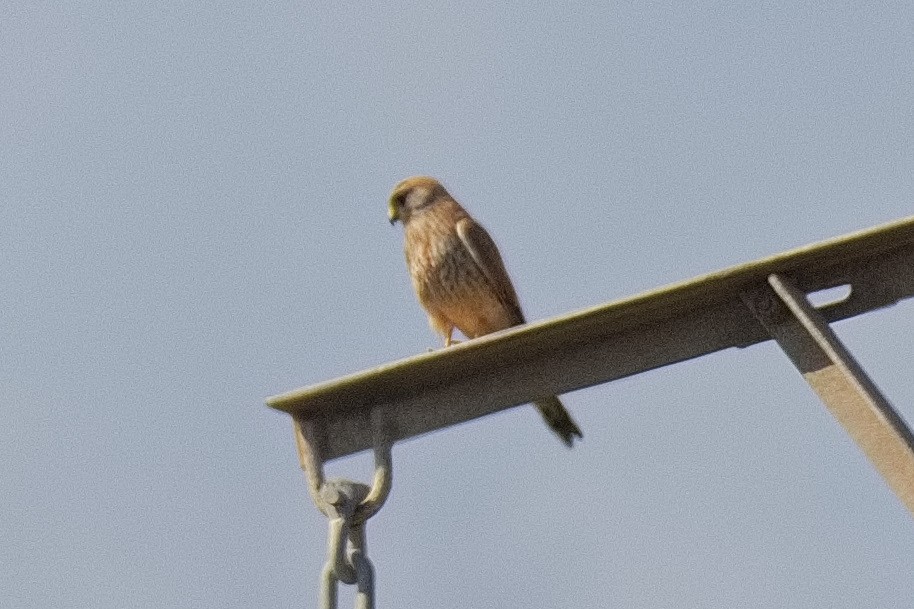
[
  {"xmin": 293, "ymin": 413, "xmax": 393, "ymax": 609},
  {"xmin": 742, "ymin": 274, "xmax": 914, "ymax": 515}
]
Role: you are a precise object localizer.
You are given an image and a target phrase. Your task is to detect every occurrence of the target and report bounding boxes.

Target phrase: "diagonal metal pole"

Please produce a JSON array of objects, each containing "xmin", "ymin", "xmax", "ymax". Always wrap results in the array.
[{"xmin": 743, "ymin": 274, "xmax": 914, "ymax": 515}]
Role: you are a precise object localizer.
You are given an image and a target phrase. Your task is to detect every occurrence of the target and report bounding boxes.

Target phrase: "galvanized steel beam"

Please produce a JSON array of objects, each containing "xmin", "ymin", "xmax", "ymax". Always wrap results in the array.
[
  {"xmin": 268, "ymin": 217, "xmax": 914, "ymax": 470},
  {"xmin": 274, "ymin": 215, "xmax": 914, "ymax": 606}
]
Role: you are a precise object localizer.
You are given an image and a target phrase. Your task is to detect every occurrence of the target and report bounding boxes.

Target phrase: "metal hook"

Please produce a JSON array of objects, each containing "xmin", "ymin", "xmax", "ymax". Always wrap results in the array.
[{"xmin": 293, "ymin": 412, "xmax": 393, "ymax": 519}]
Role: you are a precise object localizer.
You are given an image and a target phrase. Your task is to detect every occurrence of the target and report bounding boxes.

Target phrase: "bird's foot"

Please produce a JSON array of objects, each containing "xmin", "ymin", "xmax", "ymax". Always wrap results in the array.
[{"xmin": 427, "ymin": 339, "xmax": 461, "ymax": 353}]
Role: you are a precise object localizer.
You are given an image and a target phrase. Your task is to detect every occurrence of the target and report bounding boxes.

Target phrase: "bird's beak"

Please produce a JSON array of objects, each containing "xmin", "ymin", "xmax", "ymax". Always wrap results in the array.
[{"xmin": 387, "ymin": 198, "xmax": 400, "ymax": 225}]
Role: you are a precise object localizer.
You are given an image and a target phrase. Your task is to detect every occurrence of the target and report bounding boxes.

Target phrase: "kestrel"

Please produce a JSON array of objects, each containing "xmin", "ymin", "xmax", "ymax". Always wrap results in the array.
[{"xmin": 387, "ymin": 176, "xmax": 583, "ymax": 447}]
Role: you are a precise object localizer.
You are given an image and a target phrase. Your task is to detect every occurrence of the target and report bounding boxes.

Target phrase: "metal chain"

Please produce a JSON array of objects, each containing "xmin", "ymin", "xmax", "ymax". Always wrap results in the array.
[
  {"xmin": 319, "ymin": 480, "xmax": 376, "ymax": 609},
  {"xmin": 294, "ymin": 416, "xmax": 393, "ymax": 609}
]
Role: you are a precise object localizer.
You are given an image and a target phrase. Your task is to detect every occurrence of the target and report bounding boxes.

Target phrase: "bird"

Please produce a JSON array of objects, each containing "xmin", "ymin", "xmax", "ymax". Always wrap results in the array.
[{"xmin": 387, "ymin": 176, "xmax": 583, "ymax": 447}]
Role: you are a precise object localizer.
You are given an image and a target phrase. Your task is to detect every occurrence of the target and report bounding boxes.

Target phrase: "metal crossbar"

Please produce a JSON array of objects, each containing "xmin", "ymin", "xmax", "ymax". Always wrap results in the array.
[
  {"xmin": 271, "ymin": 216, "xmax": 914, "ymax": 606},
  {"xmin": 268, "ymin": 216, "xmax": 914, "ymax": 463}
]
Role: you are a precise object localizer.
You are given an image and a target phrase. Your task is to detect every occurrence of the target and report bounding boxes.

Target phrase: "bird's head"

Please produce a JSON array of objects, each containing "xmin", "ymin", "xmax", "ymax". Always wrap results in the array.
[{"xmin": 388, "ymin": 176, "xmax": 448, "ymax": 225}]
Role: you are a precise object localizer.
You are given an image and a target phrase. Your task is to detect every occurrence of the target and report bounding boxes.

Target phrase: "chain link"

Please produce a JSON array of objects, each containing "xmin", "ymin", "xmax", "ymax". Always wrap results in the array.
[
  {"xmin": 319, "ymin": 480, "xmax": 376, "ymax": 609},
  {"xmin": 294, "ymin": 416, "xmax": 393, "ymax": 609}
]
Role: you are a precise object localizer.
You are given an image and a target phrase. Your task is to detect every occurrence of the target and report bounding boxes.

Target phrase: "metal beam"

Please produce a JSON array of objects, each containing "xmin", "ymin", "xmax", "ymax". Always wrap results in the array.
[
  {"xmin": 742, "ymin": 275, "xmax": 914, "ymax": 515},
  {"xmin": 267, "ymin": 216, "xmax": 914, "ymax": 465}
]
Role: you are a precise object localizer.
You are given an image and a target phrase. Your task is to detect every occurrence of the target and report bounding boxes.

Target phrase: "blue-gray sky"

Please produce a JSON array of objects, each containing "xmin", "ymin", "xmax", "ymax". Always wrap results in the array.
[{"xmin": 3, "ymin": 2, "xmax": 913, "ymax": 607}]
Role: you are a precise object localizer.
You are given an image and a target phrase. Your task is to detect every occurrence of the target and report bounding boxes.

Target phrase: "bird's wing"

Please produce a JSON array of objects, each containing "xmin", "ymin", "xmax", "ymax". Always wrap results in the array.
[{"xmin": 455, "ymin": 217, "xmax": 525, "ymax": 324}]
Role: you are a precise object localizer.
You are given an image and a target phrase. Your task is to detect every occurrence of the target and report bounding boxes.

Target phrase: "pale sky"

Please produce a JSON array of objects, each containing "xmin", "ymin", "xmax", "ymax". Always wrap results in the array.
[{"xmin": 3, "ymin": 2, "xmax": 914, "ymax": 607}]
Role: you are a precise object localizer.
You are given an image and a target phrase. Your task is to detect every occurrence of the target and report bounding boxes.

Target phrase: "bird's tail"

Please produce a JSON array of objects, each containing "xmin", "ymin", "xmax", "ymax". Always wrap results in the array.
[{"xmin": 534, "ymin": 396, "xmax": 583, "ymax": 447}]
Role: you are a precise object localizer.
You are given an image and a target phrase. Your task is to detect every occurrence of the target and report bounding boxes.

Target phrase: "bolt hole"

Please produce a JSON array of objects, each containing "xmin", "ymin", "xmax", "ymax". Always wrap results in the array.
[{"xmin": 808, "ymin": 284, "xmax": 852, "ymax": 308}]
